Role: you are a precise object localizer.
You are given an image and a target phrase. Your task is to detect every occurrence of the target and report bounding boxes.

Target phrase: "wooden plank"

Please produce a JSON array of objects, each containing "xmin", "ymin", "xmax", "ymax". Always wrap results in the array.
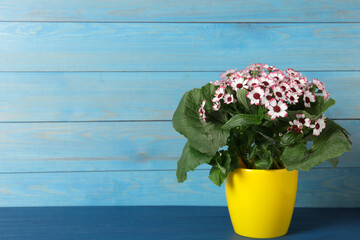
[
  {"xmin": 0, "ymin": 120, "xmax": 357, "ymax": 173},
  {"xmin": 0, "ymin": 168, "xmax": 358, "ymax": 207},
  {"xmin": 0, "ymin": 72, "xmax": 358, "ymax": 121},
  {"xmin": 0, "ymin": 23, "xmax": 359, "ymax": 71},
  {"xmin": 0, "ymin": 207, "xmax": 358, "ymax": 240},
  {"xmin": 0, "ymin": 0, "xmax": 359, "ymax": 22}
]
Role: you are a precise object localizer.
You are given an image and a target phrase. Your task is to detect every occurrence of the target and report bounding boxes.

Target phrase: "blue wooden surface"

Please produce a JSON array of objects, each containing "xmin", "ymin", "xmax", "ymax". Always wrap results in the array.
[
  {"xmin": 0, "ymin": 0, "xmax": 359, "ymax": 22},
  {"xmin": 0, "ymin": 168, "xmax": 358, "ymax": 207},
  {"xmin": 0, "ymin": 120, "xmax": 357, "ymax": 174},
  {"xmin": 0, "ymin": 207, "xmax": 358, "ymax": 240},
  {"xmin": 0, "ymin": 23, "xmax": 359, "ymax": 71},
  {"xmin": 0, "ymin": 0, "xmax": 358, "ymax": 207},
  {"xmin": 0, "ymin": 72, "xmax": 358, "ymax": 121}
]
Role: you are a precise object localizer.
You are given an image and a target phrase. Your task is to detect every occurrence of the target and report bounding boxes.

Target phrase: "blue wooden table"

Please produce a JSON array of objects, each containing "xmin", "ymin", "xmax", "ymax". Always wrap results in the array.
[{"xmin": 0, "ymin": 207, "xmax": 358, "ymax": 239}]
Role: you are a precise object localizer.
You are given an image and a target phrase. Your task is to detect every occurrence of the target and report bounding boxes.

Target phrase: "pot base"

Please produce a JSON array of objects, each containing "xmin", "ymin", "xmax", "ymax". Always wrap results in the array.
[{"xmin": 225, "ymin": 168, "xmax": 298, "ymax": 239}]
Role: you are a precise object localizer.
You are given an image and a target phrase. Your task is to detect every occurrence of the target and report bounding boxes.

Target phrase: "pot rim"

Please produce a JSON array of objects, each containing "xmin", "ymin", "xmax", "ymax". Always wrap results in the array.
[{"xmin": 235, "ymin": 168, "xmax": 298, "ymax": 172}]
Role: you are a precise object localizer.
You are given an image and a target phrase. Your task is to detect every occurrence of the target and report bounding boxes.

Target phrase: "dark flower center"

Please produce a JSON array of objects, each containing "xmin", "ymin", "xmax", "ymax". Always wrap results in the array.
[
  {"xmin": 281, "ymin": 86, "xmax": 287, "ymax": 91},
  {"xmin": 253, "ymin": 93, "xmax": 261, "ymax": 99},
  {"xmin": 291, "ymin": 87, "xmax": 297, "ymax": 92},
  {"xmin": 266, "ymin": 95, "xmax": 272, "ymax": 100},
  {"xmin": 236, "ymin": 83, "xmax": 243, "ymax": 89},
  {"xmin": 299, "ymin": 118, "xmax": 305, "ymax": 124},
  {"xmin": 263, "ymin": 81, "xmax": 269, "ymax": 86},
  {"xmin": 218, "ymin": 93, "xmax": 223, "ymax": 98},
  {"xmin": 315, "ymin": 123, "xmax": 320, "ymax": 129},
  {"xmin": 274, "ymin": 106, "xmax": 281, "ymax": 113},
  {"xmin": 228, "ymin": 97, "xmax": 232, "ymax": 101},
  {"xmin": 276, "ymin": 92, "xmax": 282, "ymax": 98},
  {"xmin": 305, "ymin": 97, "xmax": 310, "ymax": 103},
  {"xmin": 290, "ymin": 96, "xmax": 295, "ymax": 101}
]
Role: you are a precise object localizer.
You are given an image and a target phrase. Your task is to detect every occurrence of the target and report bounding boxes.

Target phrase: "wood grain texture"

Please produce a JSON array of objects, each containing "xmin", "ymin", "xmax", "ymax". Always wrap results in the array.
[
  {"xmin": 0, "ymin": 207, "xmax": 358, "ymax": 240},
  {"xmin": 0, "ymin": 23, "xmax": 359, "ymax": 71},
  {"xmin": 0, "ymin": 71, "xmax": 358, "ymax": 121},
  {"xmin": 0, "ymin": 120, "xmax": 357, "ymax": 173},
  {"xmin": 0, "ymin": 168, "xmax": 358, "ymax": 207},
  {"xmin": 0, "ymin": 0, "xmax": 359, "ymax": 22},
  {"xmin": 0, "ymin": 71, "xmax": 360, "ymax": 121}
]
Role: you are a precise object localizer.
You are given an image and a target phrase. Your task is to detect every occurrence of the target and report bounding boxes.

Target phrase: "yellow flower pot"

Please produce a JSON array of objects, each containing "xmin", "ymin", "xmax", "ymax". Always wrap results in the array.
[{"xmin": 225, "ymin": 168, "xmax": 298, "ymax": 238}]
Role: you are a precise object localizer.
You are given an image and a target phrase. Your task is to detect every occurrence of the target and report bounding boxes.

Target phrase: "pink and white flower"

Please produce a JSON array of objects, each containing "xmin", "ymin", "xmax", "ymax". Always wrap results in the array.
[
  {"xmin": 247, "ymin": 63, "xmax": 263, "ymax": 71},
  {"xmin": 288, "ymin": 81, "xmax": 302, "ymax": 95},
  {"xmin": 313, "ymin": 78, "xmax": 325, "ymax": 91},
  {"xmin": 230, "ymin": 77, "xmax": 248, "ymax": 91},
  {"xmin": 278, "ymin": 82, "xmax": 290, "ymax": 92},
  {"xmin": 272, "ymin": 85, "xmax": 287, "ymax": 101},
  {"xmin": 223, "ymin": 93, "xmax": 235, "ymax": 104},
  {"xmin": 247, "ymin": 78, "xmax": 262, "ymax": 88},
  {"xmin": 293, "ymin": 76, "xmax": 307, "ymax": 88},
  {"xmin": 286, "ymin": 91, "xmax": 299, "ymax": 104},
  {"xmin": 220, "ymin": 69, "xmax": 237, "ymax": 80},
  {"xmin": 212, "ymin": 80, "xmax": 224, "ymax": 86},
  {"xmin": 263, "ymin": 65, "xmax": 278, "ymax": 72},
  {"xmin": 322, "ymin": 90, "xmax": 330, "ymax": 100},
  {"xmin": 259, "ymin": 76, "xmax": 274, "ymax": 88},
  {"xmin": 311, "ymin": 117, "xmax": 326, "ymax": 136},
  {"xmin": 288, "ymin": 120, "xmax": 303, "ymax": 134},
  {"xmin": 247, "ymin": 86, "xmax": 265, "ymax": 105},
  {"xmin": 267, "ymin": 99, "xmax": 288, "ymax": 120},
  {"xmin": 295, "ymin": 113, "xmax": 311, "ymax": 127},
  {"xmin": 212, "ymin": 101, "xmax": 220, "ymax": 111},
  {"xmin": 303, "ymin": 90, "xmax": 316, "ymax": 108},
  {"xmin": 198, "ymin": 100, "xmax": 206, "ymax": 122},
  {"xmin": 287, "ymin": 68, "xmax": 296, "ymax": 77},
  {"xmin": 268, "ymin": 72, "xmax": 285, "ymax": 82},
  {"xmin": 261, "ymin": 88, "xmax": 273, "ymax": 107},
  {"xmin": 215, "ymin": 86, "xmax": 225, "ymax": 99}
]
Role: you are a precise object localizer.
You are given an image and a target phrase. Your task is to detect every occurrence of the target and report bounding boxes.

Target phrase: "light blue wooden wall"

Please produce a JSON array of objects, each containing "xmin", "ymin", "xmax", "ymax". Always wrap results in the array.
[{"xmin": 0, "ymin": 0, "xmax": 359, "ymax": 207}]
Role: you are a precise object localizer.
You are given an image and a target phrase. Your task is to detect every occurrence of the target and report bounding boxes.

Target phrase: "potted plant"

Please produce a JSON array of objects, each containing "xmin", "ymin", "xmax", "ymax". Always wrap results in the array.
[{"xmin": 172, "ymin": 63, "xmax": 352, "ymax": 238}]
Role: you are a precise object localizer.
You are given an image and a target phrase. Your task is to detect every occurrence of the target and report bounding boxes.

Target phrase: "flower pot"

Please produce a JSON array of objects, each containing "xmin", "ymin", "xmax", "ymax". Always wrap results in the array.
[{"xmin": 225, "ymin": 168, "xmax": 298, "ymax": 238}]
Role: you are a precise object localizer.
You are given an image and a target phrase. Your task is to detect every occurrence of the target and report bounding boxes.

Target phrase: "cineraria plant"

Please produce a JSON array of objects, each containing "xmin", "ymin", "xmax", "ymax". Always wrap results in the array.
[{"xmin": 172, "ymin": 63, "xmax": 352, "ymax": 186}]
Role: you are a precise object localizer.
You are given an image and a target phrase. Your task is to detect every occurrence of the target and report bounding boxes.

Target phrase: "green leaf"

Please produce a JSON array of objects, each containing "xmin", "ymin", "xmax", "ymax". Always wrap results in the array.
[
  {"xmin": 208, "ymin": 151, "xmax": 232, "ymax": 186},
  {"xmin": 281, "ymin": 119, "xmax": 351, "ymax": 171},
  {"xmin": 221, "ymin": 114, "xmax": 261, "ymax": 130},
  {"xmin": 236, "ymin": 89, "xmax": 251, "ymax": 113},
  {"xmin": 250, "ymin": 144, "xmax": 273, "ymax": 169},
  {"xmin": 208, "ymin": 167, "xmax": 227, "ymax": 187},
  {"xmin": 328, "ymin": 157, "xmax": 339, "ymax": 168},
  {"xmin": 172, "ymin": 83, "xmax": 230, "ymax": 156},
  {"xmin": 176, "ymin": 142, "xmax": 213, "ymax": 183},
  {"xmin": 252, "ymin": 125, "xmax": 275, "ymax": 144},
  {"xmin": 280, "ymin": 132, "xmax": 303, "ymax": 146},
  {"xmin": 280, "ymin": 142, "xmax": 308, "ymax": 170},
  {"xmin": 305, "ymin": 97, "xmax": 335, "ymax": 117}
]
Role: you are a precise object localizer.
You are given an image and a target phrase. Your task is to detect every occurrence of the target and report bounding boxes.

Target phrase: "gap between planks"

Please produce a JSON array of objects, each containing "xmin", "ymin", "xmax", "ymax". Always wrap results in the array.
[
  {"xmin": 0, "ymin": 167, "xmax": 358, "ymax": 175},
  {"xmin": 0, "ymin": 21, "xmax": 360, "ymax": 24},
  {"xmin": 0, "ymin": 119, "xmax": 357, "ymax": 124}
]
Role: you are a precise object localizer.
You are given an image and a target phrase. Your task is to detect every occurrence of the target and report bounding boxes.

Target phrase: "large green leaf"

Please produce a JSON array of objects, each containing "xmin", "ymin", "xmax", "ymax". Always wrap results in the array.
[
  {"xmin": 208, "ymin": 151, "xmax": 232, "ymax": 187},
  {"xmin": 208, "ymin": 167, "xmax": 227, "ymax": 187},
  {"xmin": 176, "ymin": 142, "xmax": 213, "ymax": 183},
  {"xmin": 250, "ymin": 144, "xmax": 273, "ymax": 169},
  {"xmin": 328, "ymin": 157, "xmax": 339, "ymax": 168},
  {"xmin": 236, "ymin": 89, "xmax": 251, "ymax": 113},
  {"xmin": 305, "ymin": 97, "xmax": 335, "ymax": 117},
  {"xmin": 172, "ymin": 83, "xmax": 230, "ymax": 156},
  {"xmin": 221, "ymin": 114, "xmax": 261, "ymax": 130},
  {"xmin": 281, "ymin": 119, "xmax": 351, "ymax": 171},
  {"xmin": 280, "ymin": 142, "xmax": 308, "ymax": 170},
  {"xmin": 280, "ymin": 132, "xmax": 304, "ymax": 146}
]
